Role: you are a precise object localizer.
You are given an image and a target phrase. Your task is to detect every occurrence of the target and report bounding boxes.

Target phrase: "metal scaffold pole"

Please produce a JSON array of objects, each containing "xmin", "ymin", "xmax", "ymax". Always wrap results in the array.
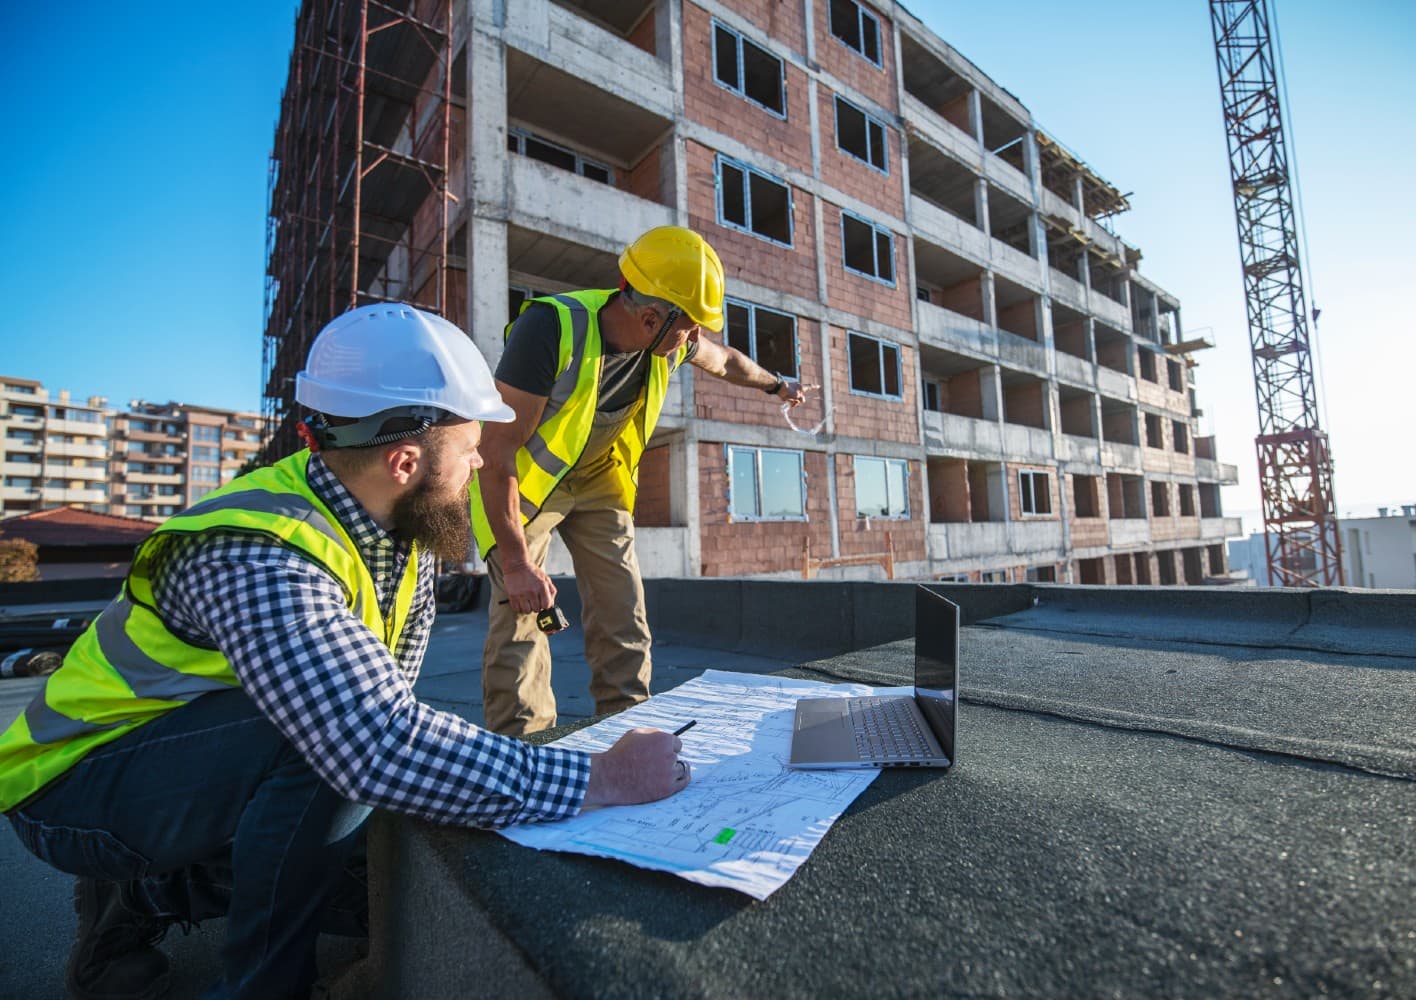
[{"xmin": 1209, "ymin": 0, "xmax": 1342, "ymax": 587}]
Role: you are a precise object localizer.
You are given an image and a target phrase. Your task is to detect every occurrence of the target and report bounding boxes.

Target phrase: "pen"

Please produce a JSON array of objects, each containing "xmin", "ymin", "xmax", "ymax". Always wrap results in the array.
[{"xmin": 673, "ymin": 720, "xmax": 697, "ymax": 737}]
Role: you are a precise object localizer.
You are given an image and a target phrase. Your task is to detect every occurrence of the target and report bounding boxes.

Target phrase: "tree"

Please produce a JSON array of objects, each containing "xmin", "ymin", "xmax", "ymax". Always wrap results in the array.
[{"xmin": 0, "ymin": 538, "xmax": 39, "ymax": 583}]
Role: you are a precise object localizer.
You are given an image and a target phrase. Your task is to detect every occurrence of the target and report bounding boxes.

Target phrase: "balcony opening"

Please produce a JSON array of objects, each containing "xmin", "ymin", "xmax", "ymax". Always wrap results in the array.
[
  {"xmin": 987, "ymin": 185, "xmax": 1033, "ymax": 257},
  {"xmin": 1178, "ymin": 483, "xmax": 1196, "ymax": 517},
  {"xmin": 1194, "ymin": 435, "xmax": 1216, "ymax": 460},
  {"xmin": 1167, "ymin": 358, "xmax": 1185, "ymax": 392},
  {"xmin": 907, "ymin": 137, "xmax": 979, "ymax": 227},
  {"xmin": 1113, "ymin": 554, "xmax": 1134, "ymax": 585},
  {"xmin": 1076, "ymin": 557, "xmax": 1104, "ymax": 585},
  {"xmin": 1051, "ymin": 302, "xmax": 1090, "ymax": 361},
  {"xmin": 979, "ymin": 94, "xmax": 1026, "ymax": 162},
  {"xmin": 1151, "ymin": 480, "xmax": 1170, "ymax": 516},
  {"xmin": 552, "ymin": 1, "xmax": 658, "ymax": 54},
  {"xmin": 1100, "ymin": 397, "xmax": 1137, "ymax": 446},
  {"xmin": 1172, "ymin": 420, "xmax": 1189, "ymax": 454},
  {"xmin": 1087, "ymin": 248, "xmax": 1127, "ymax": 305},
  {"xmin": 1107, "ymin": 473, "xmax": 1144, "ymax": 519},
  {"xmin": 1133, "ymin": 552, "xmax": 1152, "ymax": 584},
  {"xmin": 1043, "ymin": 220, "xmax": 1085, "ymax": 282},
  {"xmin": 993, "ymin": 276, "xmax": 1039, "ymax": 341},
  {"xmin": 1000, "ymin": 370, "xmax": 1047, "ymax": 430},
  {"xmin": 1138, "ymin": 348, "xmax": 1159, "ymax": 383},
  {"xmin": 1156, "ymin": 550, "xmax": 1177, "ymax": 585},
  {"xmin": 969, "ymin": 461, "xmax": 1005, "ymax": 522},
  {"xmin": 899, "ymin": 34, "xmax": 972, "ymax": 136},
  {"xmin": 914, "ymin": 238, "xmax": 985, "ymax": 321},
  {"xmin": 1131, "ymin": 284, "xmax": 1157, "ymax": 341},
  {"xmin": 1058, "ymin": 386, "xmax": 1095, "ymax": 438},
  {"xmin": 1207, "ymin": 543, "xmax": 1226, "ymax": 575},
  {"xmin": 507, "ymin": 227, "xmax": 618, "ymax": 294},
  {"xmin": 1157, "ymin": 302, "xmax": 1179, "ymax": 345},
  {"xmin": 1026, "ymin": 564, "xmax": 1057, "ymax": 582},
  {"xmin": 927, "ymin": 457, "xmax": 969, "ymax": 523},
  {"xmin": 506, "ymin": 49, "xmax": 673, "ymax": 205},
  {"xmin": 1198, "ymin": 482, "xmax": 1222, "ymax": 518},
  {"xmin": 1094, "ymin": 321, "xmax": 1130, "ymax": 375},
  {"xmin": 919, "ymin": 347, "xmax": 988, "ymax": 419}
]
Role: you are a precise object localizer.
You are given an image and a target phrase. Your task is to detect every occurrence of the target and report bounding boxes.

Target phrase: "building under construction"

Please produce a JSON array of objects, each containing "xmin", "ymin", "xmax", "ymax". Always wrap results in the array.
[{"xmin": 261, "ymin": 0, "xmax": 1240, "ymax": 583}]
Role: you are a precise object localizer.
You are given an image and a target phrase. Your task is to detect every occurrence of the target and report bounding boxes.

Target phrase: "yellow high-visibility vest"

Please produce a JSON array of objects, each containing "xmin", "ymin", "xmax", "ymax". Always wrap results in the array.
[
  {"xmin": 0, "ymin": 450, "xmax": 419, "ymax": 811},
  {"xmin": 470, "ymin": 289, "xmax": 689, "ymax": 557}
]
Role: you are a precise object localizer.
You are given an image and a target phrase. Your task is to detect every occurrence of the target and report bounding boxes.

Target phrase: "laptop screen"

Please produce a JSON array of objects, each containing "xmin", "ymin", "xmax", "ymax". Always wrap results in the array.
[{"xmin": 913, "ymin": 587, "xmax": 958, "ymax": 762}]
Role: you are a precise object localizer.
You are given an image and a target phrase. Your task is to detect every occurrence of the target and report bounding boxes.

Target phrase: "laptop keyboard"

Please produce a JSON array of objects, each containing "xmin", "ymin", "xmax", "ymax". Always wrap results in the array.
[{"xmin": 848, "ymin": 697, "xmax": 930, "ymax": 759}]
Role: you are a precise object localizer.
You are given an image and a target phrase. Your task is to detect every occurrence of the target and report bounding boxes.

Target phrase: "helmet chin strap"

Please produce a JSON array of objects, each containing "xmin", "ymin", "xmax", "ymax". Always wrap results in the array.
[{"xmin": 645, "ymin": 305, "xmax": 682, "ymax": 355}]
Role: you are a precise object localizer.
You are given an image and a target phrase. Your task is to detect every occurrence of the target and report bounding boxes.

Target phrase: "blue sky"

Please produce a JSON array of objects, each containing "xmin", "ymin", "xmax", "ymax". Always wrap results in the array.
[{"xmin": 2, "ymin": 1, "xmax": 1412, "ymax": 526}]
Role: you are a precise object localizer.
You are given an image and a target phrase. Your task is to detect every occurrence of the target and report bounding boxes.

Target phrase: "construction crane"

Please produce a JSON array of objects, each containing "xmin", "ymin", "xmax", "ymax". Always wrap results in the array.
[{"xmin": 1208, "ymin": 0, "xmax": 1342, "ymax": 587}]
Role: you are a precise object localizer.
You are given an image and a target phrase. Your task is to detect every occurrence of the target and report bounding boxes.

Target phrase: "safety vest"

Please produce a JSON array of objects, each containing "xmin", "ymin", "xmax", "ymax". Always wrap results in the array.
[
  {"xmin": 470, "ymin": 289, "xmax": 689, "ymax": 557},
  {"xmin": 0, "ymin": 450, "xmax": 419, "ymax": 812}
]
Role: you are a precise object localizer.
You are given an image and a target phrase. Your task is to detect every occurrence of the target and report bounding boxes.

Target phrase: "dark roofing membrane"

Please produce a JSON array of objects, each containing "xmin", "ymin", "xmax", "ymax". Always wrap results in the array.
[{"xmin": 382, "ymin": 593, "xmax": 1415, "ymax": 999}]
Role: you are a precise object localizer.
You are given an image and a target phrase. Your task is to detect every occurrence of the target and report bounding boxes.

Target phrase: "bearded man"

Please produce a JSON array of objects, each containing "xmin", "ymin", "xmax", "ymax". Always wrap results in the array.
[{"xmin": 0, "ymin": 304, "xmax": 690, "ymax": 1000}]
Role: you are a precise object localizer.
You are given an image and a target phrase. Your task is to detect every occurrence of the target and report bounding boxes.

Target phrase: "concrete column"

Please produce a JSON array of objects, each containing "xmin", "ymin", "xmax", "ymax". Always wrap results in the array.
[
  {"xmin": 466, "ymin": 26, "xmax": 510, "ymax": 365},
  {"xmin": 967, "ymin": 90, "xmax": 983, "ymax": 146},
  {"xmin": 981, "ymin": 271, "xmax": 998, "ymax": 329},
  {"xmin": 974, "ymin": 179, "xmax": 990, "ymax": 238},
  {"xmin": 1072, "ymin": 175, "xmax": 1085, "ymax": 215},
  {"xmin": 979, "ymin": 364, "xmax": 1002, "ymax": 422}
]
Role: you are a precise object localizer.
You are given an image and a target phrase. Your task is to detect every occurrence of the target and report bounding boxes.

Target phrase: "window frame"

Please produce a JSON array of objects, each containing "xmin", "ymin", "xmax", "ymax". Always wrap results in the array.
[
  {"xmin": 724, "ymin": 298, "xmax": 801, "ymax": 378},
  {"xmin": 715, "ymin": 154, "xmax": 794, "ymax": 247},
  {"xmin": 833, "ymin": 95, "xmax": 889, "ymax": 174},
  {"xmin": 711, "ymin": 19, "xmax": 787, "ymax": 119},
  {"xmin": 726, "ymin": 444, "xmax": 807, "ymax": 522},
  {"xmin": 828, "ymin": 0, "xmax": 883, "ymax": 67},
  {"xmin": 839, "ymin": 210, "xmax": 895, "ymax": 285},
  {"xmin": 846, "ymin": 330, "xmax": 902, "ymax": 400},
  {"xmin": 852, "ymin": 455, "xmax": 910, "ymax": 520},
  {"xmin": 1018, "ymin": 469, "xmax": 1052, "ymax": 516},
  {"xmin": 506, "ymin": 127, "xmax": 614, "ymax": 184}
]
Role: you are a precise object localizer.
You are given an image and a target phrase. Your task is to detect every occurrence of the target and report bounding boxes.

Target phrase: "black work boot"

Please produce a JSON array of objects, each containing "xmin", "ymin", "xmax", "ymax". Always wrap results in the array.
[{"xmin": 66, "ymin": 878, "xmax": 172, "ymax": 1000}]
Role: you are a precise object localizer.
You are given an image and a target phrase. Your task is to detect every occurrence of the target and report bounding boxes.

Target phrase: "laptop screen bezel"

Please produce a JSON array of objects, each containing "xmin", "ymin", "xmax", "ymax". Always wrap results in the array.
[{"xmin": 913, "ymin": 587, "xmax": 958, "ymax": 763}]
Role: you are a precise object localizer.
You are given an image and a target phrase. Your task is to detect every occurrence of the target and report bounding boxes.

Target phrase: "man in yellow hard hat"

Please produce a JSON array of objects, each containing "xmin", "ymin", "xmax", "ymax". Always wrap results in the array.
[{"xmin": 473, "ymin": 226, "xmax": 809, "ymax": 735}]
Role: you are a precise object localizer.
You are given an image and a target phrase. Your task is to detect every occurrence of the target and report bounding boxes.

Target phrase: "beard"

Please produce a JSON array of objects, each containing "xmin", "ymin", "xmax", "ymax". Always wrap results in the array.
[{"xmin": 392, "ymin": 470, "xmax": 472, "ymax": 563}]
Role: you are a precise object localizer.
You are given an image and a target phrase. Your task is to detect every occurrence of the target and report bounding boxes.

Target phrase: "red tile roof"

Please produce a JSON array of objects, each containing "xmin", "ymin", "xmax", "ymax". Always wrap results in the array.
[{"xmin": 0, "ymin": 506, "xmax": 157, "ymax": 548}]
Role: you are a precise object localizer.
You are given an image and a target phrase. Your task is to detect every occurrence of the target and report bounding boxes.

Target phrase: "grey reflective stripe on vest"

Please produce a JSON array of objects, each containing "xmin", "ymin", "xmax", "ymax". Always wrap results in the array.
[
  {"xmin": 25, "ymin": 690, "xmax": 125, "ymax": 745},
  {"xmin": 174, "ymin": 488, "xmax": 364, "ymax": 618},
  {"xmin": 545, "ymin": 294, "xmax": 591, "ymax": 413}
]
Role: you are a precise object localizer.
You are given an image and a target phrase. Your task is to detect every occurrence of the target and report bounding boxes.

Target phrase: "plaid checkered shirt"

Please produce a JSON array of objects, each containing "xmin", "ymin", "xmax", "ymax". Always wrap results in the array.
[{"xmin": 149, "ymin": 454, "xmax": 588, "ymax": 827}]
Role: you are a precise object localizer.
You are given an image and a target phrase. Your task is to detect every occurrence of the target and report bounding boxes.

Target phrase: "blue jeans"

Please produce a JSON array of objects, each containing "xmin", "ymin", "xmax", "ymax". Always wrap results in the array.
[{"xmin": 7, "ymin": 688, "xmax": 370, "ymax": 998}]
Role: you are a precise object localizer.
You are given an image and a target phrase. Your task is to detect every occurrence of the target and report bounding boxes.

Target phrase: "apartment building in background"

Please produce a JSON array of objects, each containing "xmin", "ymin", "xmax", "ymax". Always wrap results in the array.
[
  {"xmin": 1, "ymin": 377, "xmax": 265, "ymax": 522},
  {"xmin": 260, "ymin": 0, "xmax": 1241, "ymax": 583},
  {"xmin": 1230, "ymin": 506, "xmax": 1416, "ymax": 589}
]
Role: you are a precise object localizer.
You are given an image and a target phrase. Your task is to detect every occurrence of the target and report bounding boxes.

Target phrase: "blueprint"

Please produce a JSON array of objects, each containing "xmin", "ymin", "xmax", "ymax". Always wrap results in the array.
[{"xmin": 499, "ymin": 670, "xmax": 909, "ymax": 899}]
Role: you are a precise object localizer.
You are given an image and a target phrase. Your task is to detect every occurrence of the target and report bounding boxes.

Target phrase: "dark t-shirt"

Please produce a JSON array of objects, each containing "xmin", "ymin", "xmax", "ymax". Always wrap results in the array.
[{"xmin": 495, "ymin": 296, "xmax": 698, "ymax": 412}]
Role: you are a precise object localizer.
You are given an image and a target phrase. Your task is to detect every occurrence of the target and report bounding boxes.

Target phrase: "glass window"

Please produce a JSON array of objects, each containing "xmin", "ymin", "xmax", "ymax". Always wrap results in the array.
[
  {"xmin": 716, "ymin": 156, "xmax": 793, "ymax": 246},
  {"xmin": 507, "ymin": 128, "xmax": 613, "ymax": 184},
  {"xmin": 712, "ymin": 22, "xmax": 785, "ymax": 116},
  {"xmin": 834, "ymin": 96, "xmax": 888, "ymax": 172},
  {"xmin": 841, "ymin": 212, "xmax": 894, "ymax": 283},
  {"xmin": 1019, "ymin": 470, "xmax": 1052, "ymax": 515},
  {"xmin": 853, "ymin": 456, "xmax": 909, "ymax": 518},
  {"xmin": 724, "ymin": 299, "xmax": 799, "ymax": 378},
  {"xmin": 846, "ymin": 332, "xmax": 901, "ymax": 399},
  {"xmin": 728, "ymin": 446, "xmax": 805, "ymax": 520},
  {"xmin": 828, "ymin": 0, "xmax": 882, "ymax": 65}
]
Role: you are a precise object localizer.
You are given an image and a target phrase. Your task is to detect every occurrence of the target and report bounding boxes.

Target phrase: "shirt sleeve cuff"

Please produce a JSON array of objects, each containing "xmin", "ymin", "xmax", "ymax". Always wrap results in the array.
[{"xmin": 517, "ymin": 744, "xmax": 592, "ymax": 824}]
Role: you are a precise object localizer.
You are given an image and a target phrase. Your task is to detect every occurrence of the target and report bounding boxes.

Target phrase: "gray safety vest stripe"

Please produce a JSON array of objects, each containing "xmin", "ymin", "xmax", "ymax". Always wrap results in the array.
[{"xmin": 25, "ymin": 690, "xmax": 125, "ymax": 746}]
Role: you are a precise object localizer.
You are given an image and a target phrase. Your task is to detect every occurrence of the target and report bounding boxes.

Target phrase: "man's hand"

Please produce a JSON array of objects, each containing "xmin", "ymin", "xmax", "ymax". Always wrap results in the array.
[
  {"xmin": 502, "ymin": 559, "xmax": 556, "ymax": 615},
  {"xmin": 777, "ymin": 379, "xmax": 816, "ymax": 408},
  {"xmin": 582, "ymin": 728, "xmax": 689, "ymax": 806}
]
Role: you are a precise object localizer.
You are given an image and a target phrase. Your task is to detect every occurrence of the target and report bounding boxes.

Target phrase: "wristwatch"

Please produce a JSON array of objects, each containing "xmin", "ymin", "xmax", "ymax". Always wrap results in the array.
[{"xmin": 764, "ymin": 374, "xmax": 786, "ymax": 395}]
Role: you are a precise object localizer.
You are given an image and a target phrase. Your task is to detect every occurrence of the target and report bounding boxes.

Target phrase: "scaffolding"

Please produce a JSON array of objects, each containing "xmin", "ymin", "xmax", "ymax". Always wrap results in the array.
[
  {"xmin": 1210, "ymin": 0, "xmax": 1342, "ymax": 586},
  {"xmin": 261, "ymin": 0, "xmax": 455, "ymax": 460}
]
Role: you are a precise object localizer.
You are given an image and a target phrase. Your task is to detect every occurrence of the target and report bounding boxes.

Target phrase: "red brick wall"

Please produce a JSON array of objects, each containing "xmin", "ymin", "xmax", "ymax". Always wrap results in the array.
[
  {"xmin": 928, "ymin": 459, "xmax": 969, "ymax": 523},
  {"xmin": 826, "ymin": 325, "xmax": 918, "ymax": 444},
  {"xmin": 714, "ymin": 0, "xmax": 809, "ymax": 55},
  {"xmin": 682, "ymin": 3, "xmax": 813, "ymax": 174},
  {"xmin": 938, "ymin": 275, "xmax": 985, "ymax": 321},
  {"xmin": 942, "ymin": 370, "xmax": 984, "ymax": 419},
  {"xmin": 628, "ymin": 6, "xmax": 657, "ymax": 55},
  {"xmin": 1068, "ymin": 476, "xmax": 1108, "ymax": 548},
  {"xmin": 686, "ymin": 141, "xmax": 819, "ymax": 302},
  {"xmin": 633, "ymin": 444, "xmax": 672, "ymax": 526},
  {"xmin": 818, "ymin": 85, "xmax": 905, "ymax": 220},
  {"xmin": 813, "ymin": 0, "xmax": 897, "ymax": 114},
  {"xmin": 697, "ymin": 442, "xmax": 832, "ymax": 576},
  {"xmin": 623, "ymin": 140, "xmax": 667, "ymax": 205},
  {"xmin": 834, "ymin": 455, "xmax": 925, "ymax": 562},
  {"xmin": 1002, "ymin": 380, "xmax": 1045, "ymax": 429},
  {"xmin": 693, "ymin": 318, "xmax": 828, "ymax": 428},
  {"xmin": 821, "ymin": 200, "xmax": 912, "ymax": 329}
]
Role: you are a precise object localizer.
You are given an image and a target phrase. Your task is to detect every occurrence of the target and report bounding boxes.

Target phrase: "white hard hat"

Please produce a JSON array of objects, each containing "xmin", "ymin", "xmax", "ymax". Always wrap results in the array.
[{"xmin": 296, "ymin": 303, "xmax": 514, "ymax": 428}]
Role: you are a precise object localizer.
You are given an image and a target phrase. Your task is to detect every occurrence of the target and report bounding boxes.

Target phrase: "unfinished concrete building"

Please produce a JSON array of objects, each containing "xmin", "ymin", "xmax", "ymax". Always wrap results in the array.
[{"xmin": 262, "ymin": 0, "xmax": 1240, "ymax": 583}]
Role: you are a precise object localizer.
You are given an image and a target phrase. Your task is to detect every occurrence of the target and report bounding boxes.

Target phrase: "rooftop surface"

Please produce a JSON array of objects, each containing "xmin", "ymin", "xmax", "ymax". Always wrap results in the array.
[{"xmin": 2, "ymin": 580, "xmax": 1413, "ymax": 998}]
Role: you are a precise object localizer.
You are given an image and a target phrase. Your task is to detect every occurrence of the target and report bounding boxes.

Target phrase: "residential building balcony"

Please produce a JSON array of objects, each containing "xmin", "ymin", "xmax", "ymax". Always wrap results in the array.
[
  {"xmin": 922, "ymin": 412, "xmax": 1003, "ymax": 460},
  {"xmin": 928, "ymin": 519, "xmax": 1064, "ymax": 563},
  {"xmin": 1108, "ymin": 519, "xmax": 1151, "ymax": 547}
]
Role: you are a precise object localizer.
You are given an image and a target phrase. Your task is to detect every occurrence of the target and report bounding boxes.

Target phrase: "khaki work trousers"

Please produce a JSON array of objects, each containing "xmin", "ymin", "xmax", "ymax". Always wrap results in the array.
[{"xmin": 482, "ymin": 428, "xmax": 652, "ymax": 736}]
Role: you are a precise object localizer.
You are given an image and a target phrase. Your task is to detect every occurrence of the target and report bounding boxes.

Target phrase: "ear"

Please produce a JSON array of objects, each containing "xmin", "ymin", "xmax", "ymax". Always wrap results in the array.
[{"xmin": 383, "ymin": 440, "xmax": 425, "ymax": 487}]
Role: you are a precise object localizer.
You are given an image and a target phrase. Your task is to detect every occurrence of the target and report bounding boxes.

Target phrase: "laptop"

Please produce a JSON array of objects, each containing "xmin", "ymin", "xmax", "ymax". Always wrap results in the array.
[{"xmin": 788, "ymin": 587, "xmax": 958, "ymax": 769}]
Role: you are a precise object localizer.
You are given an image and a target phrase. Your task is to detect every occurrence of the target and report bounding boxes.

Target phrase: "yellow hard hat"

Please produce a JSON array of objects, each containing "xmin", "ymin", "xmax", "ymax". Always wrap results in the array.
[{"xmin": 618, "ymin": 226, "xmax": 725, "ymax": 332}]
